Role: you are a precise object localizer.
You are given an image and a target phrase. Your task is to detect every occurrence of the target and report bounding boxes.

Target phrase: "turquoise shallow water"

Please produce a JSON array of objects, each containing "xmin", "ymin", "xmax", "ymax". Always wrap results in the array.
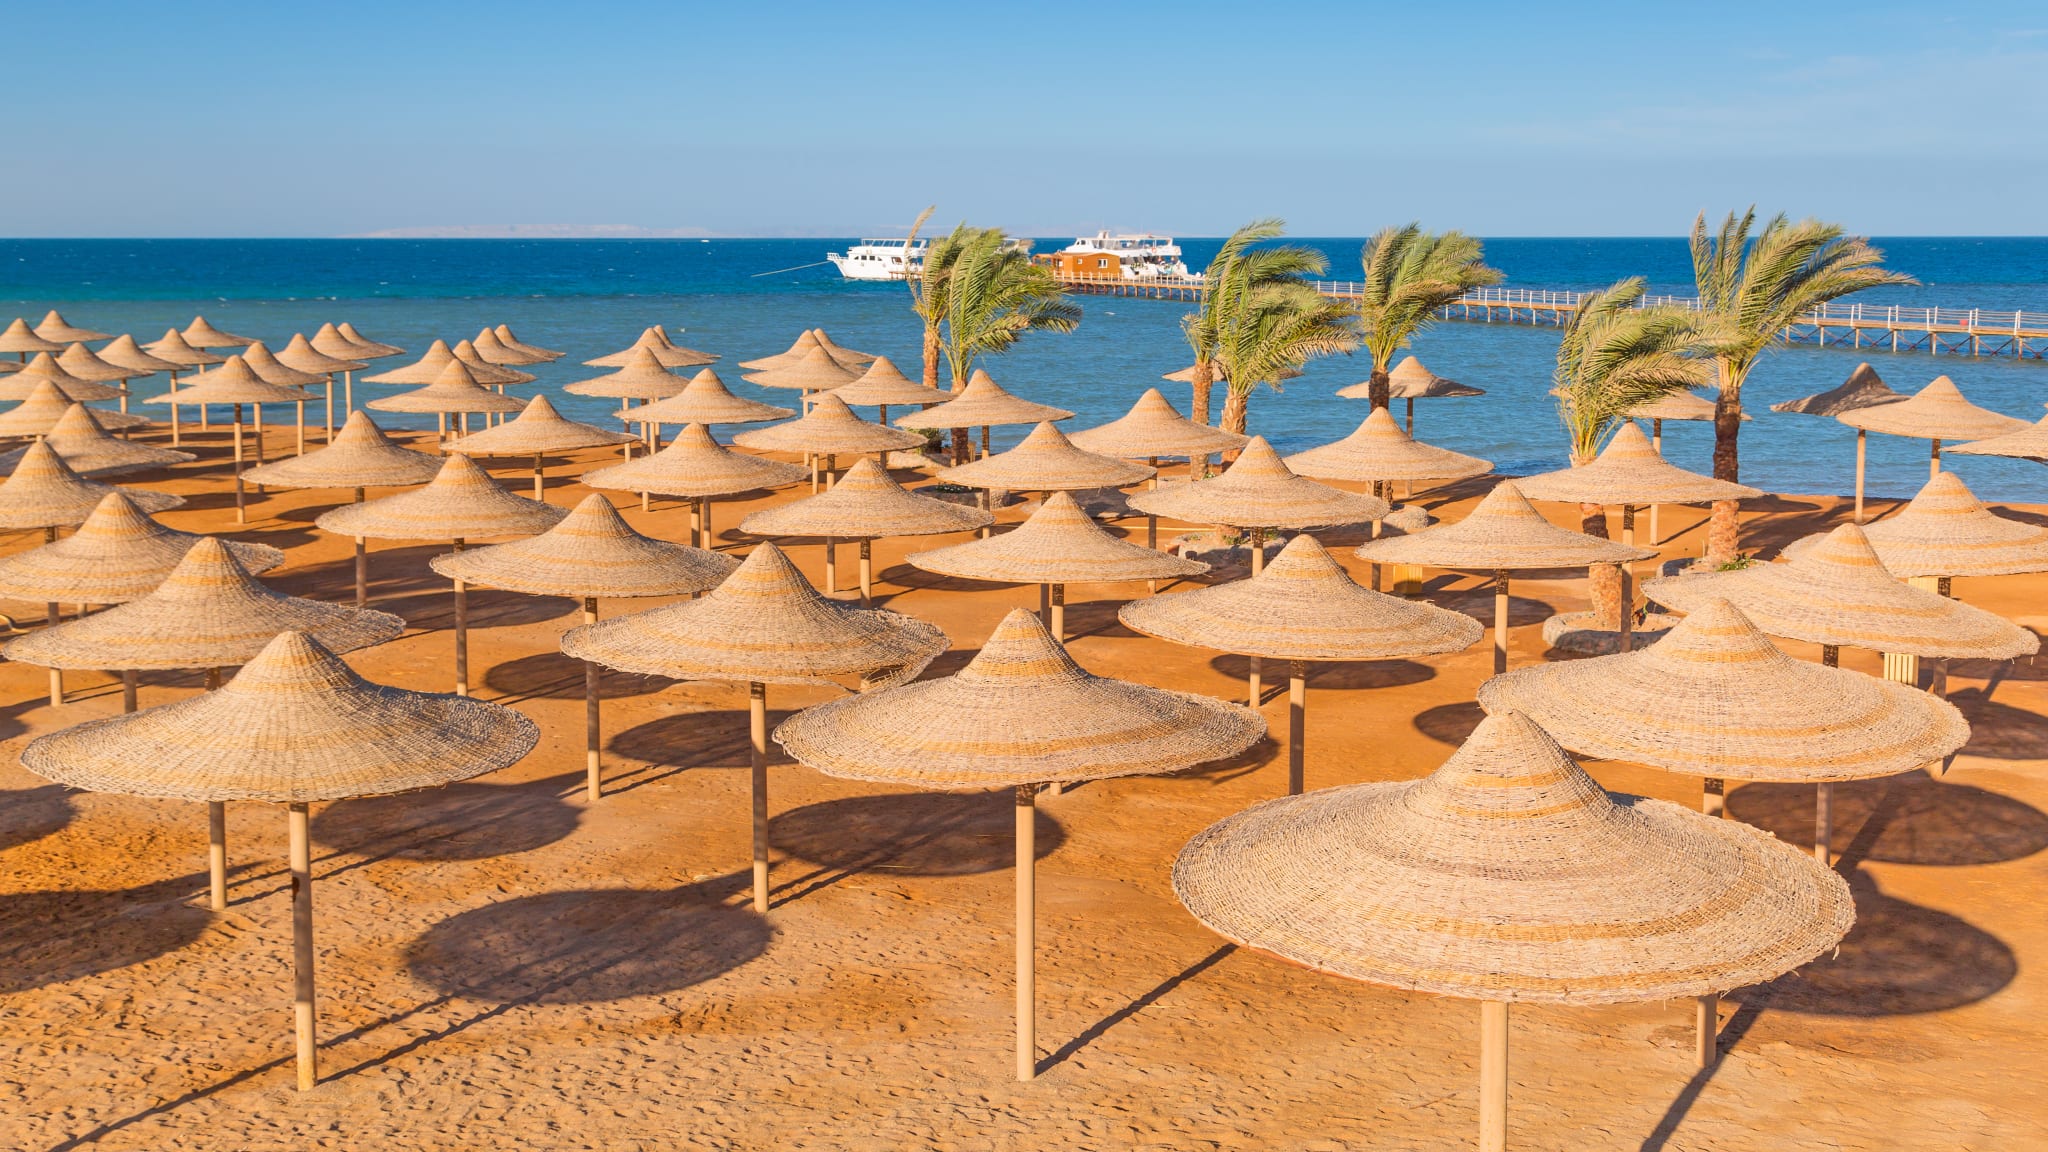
[{"xmin": 5, "ymin": 237, "xmax": 2045, "ymax": 503}]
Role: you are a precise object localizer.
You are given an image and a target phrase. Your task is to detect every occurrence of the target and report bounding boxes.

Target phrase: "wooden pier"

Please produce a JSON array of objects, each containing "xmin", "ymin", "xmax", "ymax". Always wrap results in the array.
[{"xmin": 1050, "ymin": 275, "xmax": 2048, "ymax": 360}]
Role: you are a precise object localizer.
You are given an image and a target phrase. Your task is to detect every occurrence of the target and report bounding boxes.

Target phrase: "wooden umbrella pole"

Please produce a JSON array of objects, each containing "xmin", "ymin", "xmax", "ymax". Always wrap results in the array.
[
  {"xmin": 44, "ymin": 600, "xmax": 61, "ymax": 707},
  {"xmin": 533, "ymin": 451, "xmax": 546, "ymax": 502},
  {"xmin": 1854, "ymin": 430, "xmax": 1867, "ymax": 524},
  {"xmin": 981, "ymin": 425, "xmax": 991, "ymax": 461},
  {"xmin": 700, "ymin": 498, "xmax": 713, "ymax": 550},
  {"xmin": 451, "ymin": 540, "xmax": 468, "ymax": 696},
  {"xmin": 168, "ymin": 372, "xmax": 182, "ymax": 446},
  {"xmin": 343, "ymin": 369, "xmax": 353, "ymax": 414},
  {"xmin": 121, "ymin": 669, "xmax": 137, "ymax": 713},
  {"xmin": 583, "ymin": 597, "xmax": 603, "ymax": 801},
  {"xmin": 1050, "ymin": 583, "xmax": 1065, "ymax": 644},
  {"xmin": 436, "ymin": 412, "xmax": 447, "ymax": 443},
  {"xmin": 689, "ymin": 500, "xmax": 701, "ymax": 544},
  {"xmin": 352, "ymin": 489, "xmax": 368, "ymax": 609},
  {"xmin": 232, "ymin": 404, "xmax": 247, "ymax": 525},
  {"xmin": 824, "ymin": 539, "xmax": 837, "ymax": 594},
  {"xmin": 1696, "ymin": 994, "xmax": 1719, "ymax": 1068},
  {"xmin": 1248, "ymin": 655, "xmax": 1262, "ymax": 708},
  {"xmin": 1015, "ymin": 782, "xmax": 1037, "ymax": 1082},
  {"xmin": 324, "ymin": 377, "xmax": 335, "ymax": 441},
  {"xmin": 1404, "ymin": 396, "xmax": 1415, "ymax": 434},
  {"xmin": 1819, "ymin": 644, "xmax": 1841, "ymax": 863},
  {"xmin": 208, "ymin": 800, "xmax": 228, "ymax": 911},
  {"xmin": 1038, "ymin": 582, "xmax": 1050, "ymax": 627},
  {"xmin": 1619, "ymin": 505, "xmax": 1636, "ymax": 654},
  {"xmin": 1649, "ymin": 418, "xmax": 1663, "ymax": 544},
  {"xmin": 1250, "ymin": 528, "xmax": 1266, "ymax": 575},
  {"xmin": 1930, "ymin": 438, "xmax": 1942, "ymax": 481},
  {"xmin": 1701, "ymin": 776, "xmax": 1725, "ymax": 817},
  {"xmin": 252, "ymin": 404, "xmax": 264, "ymax": 466},
  {"xmin": 1493, "ymin": 570, "xmax": 1511, "ymax": 675},
  {"xmin": 289, "ymin": 802, "xmax": 317, "ymax": 1092},
  {"xmin": 294, "ymin": 401, "xmax": 306, "ymax": 455},
  {"xmin": 859, "ymin": 539, "xmax": 873, "ymax": 607},
  {"xmin": 750, "ymin": 681, "xmax": 770, "ymax": 915},
  {"xmin": 1288, "ymin": 661, "xmax": 1306, "ymax": 796},
  {"xmin": 1479, "ymin": 1000, "xmax": 1509, "ymax": 1152}
]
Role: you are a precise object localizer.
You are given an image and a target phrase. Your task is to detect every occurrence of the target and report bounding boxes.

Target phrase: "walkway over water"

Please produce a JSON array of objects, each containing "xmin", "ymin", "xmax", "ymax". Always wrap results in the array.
[{"xmin": 1051, "ymin": 276, "xmax": 2048, "ymax": 360}]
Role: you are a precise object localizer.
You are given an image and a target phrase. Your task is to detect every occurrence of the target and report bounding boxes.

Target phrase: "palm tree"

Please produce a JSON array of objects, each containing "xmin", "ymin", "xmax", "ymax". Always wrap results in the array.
[
  {"xmin": 1690, "ymin": 209, "xmax": 1914, "ymax": 562},
  {"xmin": 904, "ymin": 208, "xmax": 969, "ymax": 390},
  {"xmin": 1354, "ymin": 225, "xmax": 1502, "ymax": 409},
  {"xmin": 1216, "ymin": 280, "xmax": 1356, "ymax": 436},
  {"xmin": 1552, "ymin": 277, "xmax": 1720, "ymax": 628},
  {"xmin": 1181, "ymin": 219, "xmax": 1329, "ymax": 426},
  {"xmin": 937, "ymin": 227, "xmax": 1080, "ymax": 461}
]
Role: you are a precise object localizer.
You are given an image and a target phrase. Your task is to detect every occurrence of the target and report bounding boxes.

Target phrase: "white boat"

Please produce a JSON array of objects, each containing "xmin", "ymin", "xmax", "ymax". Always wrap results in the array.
[
  {"xmin": 1045, "ymin": 232, "xmax": 1193, "ymax": 279},
  {"xmin": 826, "ymin": 238, "xmax": 927, "ymax": 281}
]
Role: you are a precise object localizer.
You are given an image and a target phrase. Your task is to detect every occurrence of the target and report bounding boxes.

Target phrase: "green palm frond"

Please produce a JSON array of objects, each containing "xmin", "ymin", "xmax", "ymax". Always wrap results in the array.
[
  {"xmin": 938, "ymin": 227, "xmax": 1078, "ymax": 383},
  {"xmin": 1553, "ymin": 278, "xmax": 1720, "ymax": 463},
  {"xmin": 1356, "ymin": 225, "xmax": 1503, "ymax": 373}
]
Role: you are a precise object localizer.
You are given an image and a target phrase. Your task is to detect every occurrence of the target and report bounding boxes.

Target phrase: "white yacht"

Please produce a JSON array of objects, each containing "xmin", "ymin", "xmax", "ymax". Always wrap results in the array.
[
  {"xmin": 1046, "ymin": 232, "xmax": 1193, "ymax": 279},
  {"xmin": 826, "ymin": 238, "xmax": 927, "ymax": 281}
]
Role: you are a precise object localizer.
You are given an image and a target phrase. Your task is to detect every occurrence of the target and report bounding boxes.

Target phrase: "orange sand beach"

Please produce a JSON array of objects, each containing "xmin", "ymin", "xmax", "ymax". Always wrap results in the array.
[{"xmin": 2, "ymin": 427, "xmax": 2044, "ymax": 1151}]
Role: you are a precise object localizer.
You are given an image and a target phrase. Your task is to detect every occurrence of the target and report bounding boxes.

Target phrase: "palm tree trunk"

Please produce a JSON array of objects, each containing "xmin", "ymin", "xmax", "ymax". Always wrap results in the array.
[
  {"xmin": 1190, "ymin": 359, "xmax": 1215, "ymax": 426},
  {"xmin": 1368, "ymin": 367, "xmax": 1391, "ymax": 410},
  {"xmin": 1581, "ymin": 501, "xmax": 1624, "ymax": 630},
  {"xmin": 1704, "ymin": 384, "xmax": 1743, "ymax": 565},
  {"xmin": 1220, "ymin": 388, "xmax": 1250, "ymax": 437},
  {"xmin": 921, "ymin": 326, "xmax": 942, "ymax": 389}
]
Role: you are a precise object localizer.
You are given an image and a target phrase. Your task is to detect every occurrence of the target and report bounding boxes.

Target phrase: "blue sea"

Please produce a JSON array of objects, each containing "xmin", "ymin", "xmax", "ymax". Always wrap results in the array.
[{"xmin": 5, "ymin": 237, "xmax": 2045, "ymax": 504}]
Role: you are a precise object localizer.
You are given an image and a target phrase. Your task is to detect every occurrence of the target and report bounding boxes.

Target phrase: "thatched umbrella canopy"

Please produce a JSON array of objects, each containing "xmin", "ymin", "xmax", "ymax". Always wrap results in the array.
[
  {"xmin": 831, "ymin": 356, "xmax": 949, "ymax": 424},
  {"xmin": 453, "ymin": 339, "xmax": 536, "ymax": 388},
  {"xmin": 444, "ymin": 393, "xmax": 635, "ymax": 501},
  {"xmin": 1129, "ymin": 438, "xmax": 1388, "ymax": 578},
  {"xmin": 182, "ymin": 316, "xmax": 254, "ymax": 349},
  {"xmin": 141, "ymin": 330, "xmax": 224, "ymax": 443},
  {"xmin": 0, "ymin": 491, "xmax": 282, "ymax": 606},
  {"xmin": 619, "ymin": 368, "xmax": 793, "ymax": 430},
  {"xmin": 1, "ymin": 316, "xmax": 65, "ymax": 360},
  {"xmin": 777, "ymin": 607, "xmax": 1260, "ymax": 1080},
  {"xmin": 1173, "ymin": 710, "xmax": 1853, "ymax": 1148},
  {"xmin": 1782, "ymin": 470, "xmax": 2048, "ymax": 580},
  {"xmin": 740, "ymin": 456, "xmax": 990, "ymax": 603},
  {"xmin": 564, "ymin": 541, "xmax": 947, "ymax": 913},
  {"xmin": 0, "ymin": 439, "xmax": 183, "ymax": 531},
  {"xmin": 244, "ymin": 410, "xmax": 440, "ymax": 491},
  {"xmin": 908, "ymin": 490, "xmax": 1205, "ymax": 640},
  {"xmin": 1068, "ymin": 386, "xmax": 1248, "ymax": 477},
  {"xmin": 239, "ymin": 341, "xmax": 329, "ymax": 458},
  {"xmin": 470, "ymin": 326, "xmax": 552, "ymax": 367},
  {"xmin": 317, "ymin": 454, "xmax": 565, "ymax": 693},
  {"xmin": 732, "ymin": 393, "xmax": 926, "ymax": 489},
  {"xmin": 1336, "ymin": 355, "xmax": 1483, "ymax": 433},
  {"xmin": 53, "ymin": 343, "xmax": 137, "ymax": 383},
  {"xmin": 433, "ymin": 494, "xmax": 736, "ymax": 800},
  {"xmin": 276, "ymin": 333, "xmax": 367, "ymax": 444},
  {"xmin": 0, "ymin": 380, "xmax": 151, "ymax": 439},
  {"xmin": 363, "ymin": 339, "xmax": 522, "ymax": 389},
  {"xmin": 95, "ymin": 334, "xmax": 181, "ymax": 378},
  {"xmin": 584, "ymin": 325, "xmax": 718, "ymax": 369},
  {"xmin": 21, "ymin": 630, "xmax": 535, "ymax": 1092},
  {"xmin": 0, "ymin": 403, "xmax": 190, "ymax": 477},
  {"xmin": 491, "ymin": 324, "xmax": 560, "ymax": 361},
  {"xmin": 1623, "ymin": 390, "xmax": 1748, "ymax": 544},
  {"xmin": 741, "ymin": 344, "xmax": 862, "ymax": 398},
  {"xmin": 1772, "ymin": 362, "xmax": 1905, "ymax": 417},
  {"xmin": 740, "ymin": 329, "xmax": 866, "ymax": 373},
  {"xmin": 565, "ymin": 346, "xmax": 687, "ymax": 446},
  {"xmin": 1838, "ymin": 375, "xmax": 2026, "ymax": 520},
  {"xmin": 0, "ymin": 351, "xmax": 128, "ymax": 402},
  {"xmin": 935, "ymin": 421, "xmax": 1153, "ymax": 497},
  {"xmin": 311, "ymin": 323, "xmax": 403, "ymax": 360},
  {"xmin": 1284, "ymin": 406, "xmax": 1491, "ymax": 487},
  {"xmin": 1121, "ymin": 534, "xmax": 1479, "ymax": 792},
  {"xmin": 811, "ymin": 329, "xmax": 878, "ymax": 367},
  {"xmin": 582, "ymin": 422, "xmax": 806, "ymax": 545},
  {"xmin": 1355, "ymin": 481, "xmax": 1651, "ymax": 673},
  {"xmin": 1948, "ymin": 410, "xmax": 2048, "ymax": 463},
  {"xmin": 34, "ymin": 311, "xmax": 112, "ymax": 344},
  {"xmin": 365, "ymin": 358, "xmax": 527, "ymax": 442},
  {"xmin": 146, "ymin": 356, "xmax": 317, "ymax": 523},
  {"xmin": 897, "ymin": 370, "xmax": 1074, "ymax": 460}
]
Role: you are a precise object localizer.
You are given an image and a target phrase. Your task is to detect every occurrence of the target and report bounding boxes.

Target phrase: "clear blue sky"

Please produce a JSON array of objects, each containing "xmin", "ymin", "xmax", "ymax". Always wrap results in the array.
[{"xmin": 7, "ymin": 0, "xmax": 2043, "ymax": 237}]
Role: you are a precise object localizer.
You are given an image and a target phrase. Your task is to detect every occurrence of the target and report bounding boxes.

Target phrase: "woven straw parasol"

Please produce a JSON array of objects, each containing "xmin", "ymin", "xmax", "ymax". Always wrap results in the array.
[
  {"xmin": 1355, "ymin": 480, "xmax": 1651, "ymax": 673},
  {"xmin": 1782, "ymin": 470, "xmax": 2048, "ymax": 579},
  {"xmin": 740, "ymin": 456, "xmax": 990, "ymax": 602},
  {"xmin": 277, "ymin": 333, "xmax": 366, "ymax": 444},
  {"xmin": 146, "ymin": 355, "xmax": 316, "ymax": 523},
  {"xmin": 310, "ymin": 323, "xmax": 396, "ymax": 415},
  {"xmin": 740, "ymin": 329, "xmax": 864, "ymax": 373},
  {"xmin": 54, "ymin": 343, "xmax": 139, "ymax": 383},
  {"xmin": 0, "ymin": 403, "xmax": 191, "ymax": 477},
  {"xmin": 363, "ymin": 339, "xmax": 513, "ymax": 388},
  {"xmin": 1121, "ymin": 533, "xmax": 1479, "ymax": 792},
  {"xmin": 1336, "ymin": 356, "xmax": 1483, "ymax": 433},
  {"xmin": 564, "ymin": 540, "xmax": 947, "ymax": 912},
  {"xmin": 582, "ymin": 423, "xmax": 807, "ymax": 544},
  {"xmin": 318, "ymin": 453, "xmax": 565, "ymax": 693},
  {"xmin": 1772, "ymin": 362, "xmax": 1904, "ymax": 417},
  {"xmin": 0, "ymin": 352, "xmax": 128, "ymax": 402},
  {"xmin": 1164, "ymin": 363, "xmax": 1303, "ymax": 385},
  {"xmin": 335, "ymin": 323, "xmax": 405, "ymax": 357},
  {"xmin": 1479, "ymin": 596, "xmax": 1971, "ymax": 862},
  {"xmin": 776, "ymin": 607, "xmax": 1261, "ymax": 1080},
  {"xmin": 1628, "ymin": 389, "xmax": 1724, "ymax": 423},
  {"xmin": 1284, "ymin": 406, "xmax": 1491, "ymax": 486},
  {"xmin": 935, "ymin": 421, "xmax": 1154, "ymax": 498},
  {"xmin": 0, "ymin": 440, "xmax": 183, "ymax": 530},
  {"xmin": 0, "ymin": 490, "xmax": 283, "ymax": 605},
  {"xmin": 34, "ymin": 311, "xmax": 112, "ymax": 344},
  {"xmin": 444, "ymin": 393, "xmax": 635, "ymax": 501},
  {"xmin": 1174, "ymin": 710, "xmax": 1852, "ymax": 1148},
  {"xmin": 831, "ymin": 355, "xmax": 949, "ymax": 424},
  {"xmin": 566, "ymin": 346, "xmax": 689, "ymax": 400},
  {"xmin": 811, "ymin": 329, "xmax": 878, "ymax": 366},
  {"xmin": 0, "ymin": 381, "xmax": 153, "ymax": 439},
  {"xmin": 909, "ymin": 490, "xmax": 1205, "ymax": 641},
  {"xmin": 898, "ymin": 370, "xmax": 1075, "ymax": 460},
  {"xmin": 1068, "ymin": 387, "xmax": 1248, "ymax": 463},
  {"xmin": 95, "ymin": 334, "xmax": 181, "ymax": 377},
  {"xmin": 732, "ymin": 393, "xmax": 927, "ymax": 484},
  {"xmin": 584, "ymin": 325, "xmax": 718, "ymax": 369},
  {"xmin": 1, "ymin": 317, "xmax": 65, "ymax": 358},
  {"xmin": 1838, "ymin": 374, "xmax": 2026, "ymax": 520},
  {"xmin": 492, "ymin": 324, "xmax": 561, "ymax": 361},
  {"xmin": 366, "ymin": 358, "xmax": 527, "ymax": 443},
  {"xmin": 741, "ymin": 344, "xmax": 862, "ymax": 395},
  {"xmin": 433, "ymin": 493, "xmax": 736, "ymax": 799},
  {"xmin": 143, "ymin": 329, "xmax": 224, "ymax": 442},
  {"xmin": 1947, "ymin": 410, "xmax": 2048, "ymax": 463},
  {"xmin": 453, "ymin": 338, "xmax": 536, "ymax": 386},
  {"xmin": 241, "ymin": 341, "xmax": 328, "ymax": 458},
  {"xmin": 182, "ymin": 316, "xmax": 254, "ymax": 349},
  {"xmin": 618, "ymin": 368, "xmax": 793, "ymax": 429},
  {"xmin": 21, "ymin": 629, "xmax": 535, "ymax": 1092},
  {"xmin": 1128, "ymin": 437, "xmax": 1388, "ymax": 576},
  {"xmin": 470, "ymin": 326, "xmax": 552, "ymax": 366}
]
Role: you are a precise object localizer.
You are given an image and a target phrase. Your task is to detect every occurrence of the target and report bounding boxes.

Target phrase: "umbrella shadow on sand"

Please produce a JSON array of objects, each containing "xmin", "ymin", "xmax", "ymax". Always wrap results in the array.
[
  {"xmin": 482, "ymin": 650, "xmax": 674, "ymax": 705},
  {"xmin": 605, "ymin": 708, "xmax": 801, "ymax": 793},
  {"xmin": 1206, "ymin": 654, "xmax": 1435, "ymax": 693},
  {"xmin": 311, "ymin": 771, "xmax": 584, "ymax": 865},
  {"xmin": 404, "ymin": 872, "xmax": 770, "ymax": 1005},
  {"xmin": 0, "ymin": 872, "xmax": 212, "ymax": 994},
  {"xmin": 0, "ymin": 783, "xmax": 75, "ymax": 854},
  {"xmin": 1726, "ymin": 768, "xmax": 2048, "ymax": 867},
  {"xmin": 766, "ymin": 791, "xmax": 1068, "ymax": 909},
  {"xmin": 1945, "ymin": 687, "xmax": 2048, "ymax": 760},
  {"xmin": 1412, "ymin": 700, "xmax": 1489, "ymax": 747}
]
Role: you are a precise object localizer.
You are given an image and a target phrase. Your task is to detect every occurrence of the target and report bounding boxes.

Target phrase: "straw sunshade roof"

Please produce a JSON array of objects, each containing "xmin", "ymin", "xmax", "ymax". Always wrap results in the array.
[
  {"xmin": 618, "ymin": 368, "xmax": 792, "ymax": 426},
  {"xmin": 492, "ymin": 324, "xmax": 560, "ymax": 361},
  {"xmin": 275, "ymin": 332, "xmax": 365, "ymax": 376},
  {"xmin": 0, "ymin": 318, "xmax": 64, "ymax": 355},
  {"xmin": 336, "ymin": 323, "xmax": 406, "ymax": 357},
  {"xmin": 3, "ymin": 538, "xmax": 402, "ymax": 671},
  {"xmin": 935, "ymin": 421, "xmax": 1153, "ymax": 492},
  {"xmin": 0, "ymin": 381, "xmax": 152, "ymax": 438},
  {"xmin": 1782, "ymin": 470, "xmax": 2048, "ymax": 577},
  {"xmin": 1173, "ymin": 710, "xmax": 1853, "ymax": 1004},
  {"xmin": 561, "ymin": 541, "xmax": 946, "ymax": 689},
  {"xmin": 897, "ymin": 370, "xmax": 1074, "ymax": 430},
  {"xmin": 0, "ymin": 404, "xmax": 192, "ymax": 477},
  {"xmin": 1645, "ymin": 524, "xmax": 2039, "ymax": 659},
  {"xmin": 365, "ymin": 360, "xmax": 527, "ymax": 416},
  {"xmin": 316, "ymin": 453, "xmax": 566, "ymax": 541},
  {"xmin": 54, "ymin": 343, "xmax": 140, "ymax": 383},
  {"xmin": 740, "ymin": 457, "xmax": 991, "ymax": 540},
  {"xmin": 741, "ymin": 345, "xmax": 861, "ymax": 393},
  {"xmin": 239, "ymin": 341, "xmax": 328, "ymax": 389},
  {"xmin": 1130, "ymin": 437, "xmax": 1388, "ymax": 530},
  {"xmin": 908, "ymin": 491, "xmax": 1206, "ymax": 584},
  {"xmin": 444, "ymin": 394, "xmax": 635, "ymax": 456},
  {"xmin": 143, "ymin": 328, "xmax": 225, "ymax": 369},
  {"xmin": 0, "ymin": 352, "xmax": 128, "ymax": 402},
  {"xmin": 0, "ymin": 441, "xmax": 183, "ymax": 529},
  {"xmin": 0, "ymin": 491, "xmax": 283, "ymax": 604},
  {"xmin": 244, "ymin": 411, "xmax": 441, "ymax": 490},
  {"xmin": 1335, "ymin": 355, "xmax": 1483, "ymax": 400},
  {"xmin": 1514, "ymin": 422, "xmax": 1760, "ymax": 506},
  {"xmin": 1946, "ymin": 410, "xmax": 2048, "ymax": 462},
  {"xmin": 454, "ymin": 339, "xmax": 536, "ymax": 385},
  {"xmin": 470, "ymin": 326, "xmax": 552, "ymax": 367},
  {"xmin": 363, "ymin": 340, "xmax": 517, "ymax": 387},
  {"xmin": 585, "ymin": 326, "xmax": 718, "ymax": 369},
  {"xmin": 34, "ymin": 312, "xmax": 112, "ymax": 344},
  {"xmin": 1772, "ymin": 362, "xmax": 1904, "ymax": 416},
  {"xmin": 1480, "ymin": 598, "xmax": 1969, "ymax": 782},
  {"xmin": 182, "ymin": 316, "xmax": 255, "ymax": 349},
  {"xmin": 1628, "ymin": 389, "xmax": 1748, "ymax": 423},
  {"xmin": 1283, "ymin": 407, "xmax": 1492, "ymax": 483},
  {"xmin": 740, "ymin": 329, "xmax": 864, "ymax": 372},
  {"xmin": 149, "ymin": 356, "xmax": 317, "ymax": 407},
  {"xmin": 811, "ymin": 329, "xmax": 878, "ymax": 367},
  {"xmin": 312, "ymin": 322, "xmax": 401, "ymax": 361},
  {"xmin": 776, "ymin": 607, "xmax": 1262, "ymax": 788},
  {"xmin": 832, "ymin": 356, "xmax": 950, "ymax": 407},
  {"xmin": 1837, "ymin": 375, "xmax": 2026, "ymax": 441},
  {"xmin": 583, "ymin": 423, "xmax": 807, "ymax": 497},
  {"xmin": 93, "ymin": 334, "xmax": 181, "ymax": 376},
  {"xmin": 564, "ymin": 346, "xmax": 690, "ymax": 400},
  {"xmin": 1120, "ymin": 534, "xmax": 1480, "ymax": 660},
  {"xmin": 732, "ymin": 393, "xmax": 927, "ymax": 457},
  {"xmin": 0, "ymin": 361, "xmax": 15, "ymax": 375},
  {"xmin": 1067, "ymin": 387, "xmax": 1249, "ymax": 459},
  {"xmin": 432, "ymin": 493, "xmax": 736, "ymax": 599},
  {"xmin": 1354, "ymin": 481, "xmax": 1650, "ymax": 571},
  {"xmin": 1163, "ymin": 363, "xmax": 1303, "ymax": 384},
  {"xmin": 22, "ymin": 630, "xmax": 536, "ymax": 803}
]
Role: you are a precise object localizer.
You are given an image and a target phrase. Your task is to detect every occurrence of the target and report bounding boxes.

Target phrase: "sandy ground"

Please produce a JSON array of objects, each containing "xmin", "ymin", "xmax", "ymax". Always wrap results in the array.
[{"xmin": 1, "ymin": 424, "xmax": 2044, "ymax": 1151}]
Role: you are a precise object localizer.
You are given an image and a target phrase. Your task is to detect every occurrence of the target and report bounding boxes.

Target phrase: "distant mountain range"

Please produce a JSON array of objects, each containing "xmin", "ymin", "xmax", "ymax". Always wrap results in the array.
[{"xmin": 349, "ymin": 224, "xmax": 720, "ymax": 239}]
